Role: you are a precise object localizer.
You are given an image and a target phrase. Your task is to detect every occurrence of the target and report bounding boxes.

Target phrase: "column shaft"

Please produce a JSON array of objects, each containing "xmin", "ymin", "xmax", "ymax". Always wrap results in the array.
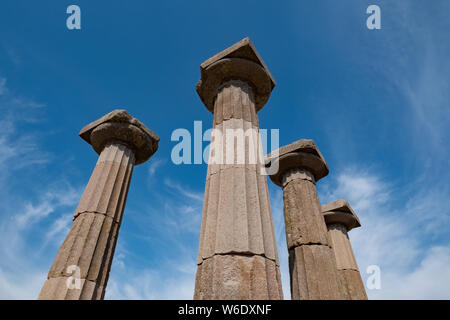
[
  {"xmin": 282, "ymin": 169, "xmax": 343, "ymax": 299},
  {"xmin": 38, "ymin": 142, "xmax": 134, "ymax": 299},
  {"xmin": 327, "ymin": 224, "xmax": 367, "ymax": 299},
  {"xmin": 195, "ymin": 80, "xmax": 282, "ymax": 300}
]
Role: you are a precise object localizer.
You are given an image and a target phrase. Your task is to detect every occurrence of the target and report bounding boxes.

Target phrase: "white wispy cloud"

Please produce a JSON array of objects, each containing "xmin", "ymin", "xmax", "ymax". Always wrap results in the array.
[
  {"xmin": 104, "ymin": 177, "xmax": 204, "ymax": 299},
  {"xmin": 310, "ymin": 2, "xmax": 450, "ymax": 299},
  {"xmin": 378, "ymin": 246, "xmax": 450, "ymax": 299},
  {"xmin": 319, "ymin": 167, "xmax": 450, "ymax": 299},
  {"xmin": 45, "ymin": 213, "xmax": 73, "ymax": 243},
  {"xmin": 15, "ymin": 189, "xmax": 79, "ymax": 229},
  {"xmin": 0, "ymin": 183, "xmax": 81, "ymax": 299},
  {"xmin": 148, "ymin": 158, "xmax": 166, "ymax": 177},
  {"xmin": 164, "ymin": 178, "xmax": 204, "ymax": 202},
  {"xmin": 0, "ymin": 73, "xmax": 82, "ymax": 299},
  {"xmin": 360, "ymin": 2, "xmax": 450, "ymax": 152},
  {"xmin": 0, "ymin": 79, "xmax": 50, "ymax": 173},
  {"xmin": 108, "ymin": 175, "xmax": 293, "ymax": 300},
  {"xmin": 106, "ymin": 264, "xmax": 196, "ymax": 300},
  {"xmin": 2, "ymin": 44, "xmax": 21, "ymax": 66},
  {"xmin": 0, "ymin": 78, "xmax": 6, "ymax": 96},
  {"xmin": 0, "ymin": 268, "xmax": 47, "ymax": 300}
]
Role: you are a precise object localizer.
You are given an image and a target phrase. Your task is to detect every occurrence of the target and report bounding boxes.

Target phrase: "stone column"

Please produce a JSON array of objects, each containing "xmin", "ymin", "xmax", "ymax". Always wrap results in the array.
[
  {"xmin": 266, "ymin": 139, "xmax": 344, "ymax": 299},
  {"xmin": 322, "ymin": 200, "xmax": 367, "ymax": 300},
  {"xmin": 38, "ymin": 110, "xmax": 159, "ymax": 300},
  {"xmin": 194, "ymin": 38, "xmax": 283, "ymax": 299}
]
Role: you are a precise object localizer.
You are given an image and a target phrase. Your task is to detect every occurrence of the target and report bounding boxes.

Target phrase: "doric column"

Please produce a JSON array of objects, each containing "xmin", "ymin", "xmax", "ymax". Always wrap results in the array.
[
  {"xmin": 194, "ymin": 38, "xmax": 283, "ymax": 299},
  {"xmin": 38, "ymin": 110, "xmax": 159, "ymax": 300},
  {"xmin": 322, "ymin": 200, "xmax": 368, "ymax": 300},
  {"xmin": 266, "ymin": 139, "xmax": 344, "ymax": 299}
]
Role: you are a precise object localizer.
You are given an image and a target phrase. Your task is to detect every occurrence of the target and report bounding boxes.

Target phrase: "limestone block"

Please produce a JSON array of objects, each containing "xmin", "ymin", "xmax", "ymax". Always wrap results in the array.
[
  {"xmin": 213, "ymin": 81, "xmax": 259, "ymax": 126},
  {"xmin": 281, "ymin": 168, "xmax": 315, "ymax": 186},
  {"xmin": 289, "ymin": 245, "xmax": 343, "ymax": 300},
  {"xmin": 79, "ymin": 109, "xmax": 159, "ymax": 165},
  {"xmin": 266, "ymin": 139, "xmax": 329, "ymax": 186},
  {"xmin": 196, "ymin": 37, "xmax": 275, "ymax": 112},
  {"xmin": 338, "ymin": 269, "xmax": 368, "ymax": 300},
  {"xmin": 282, "ymin": 175, "xmax": 329, "ymax": 248},
  {"xmin": 74, "ymin": 143, "xmax": 134, "ymax": 223},
  {"xmin": 197, "ymin": 165, "xmax": 277, "ymax": 263},
  {"xmin": 199, "ymin": 37, "xmax": 275, "ymax": 87},
  {"xmin": 47, "ymin": 212, "xmax": 119, "ymax": 287},
  {"xmin": 322, "ymin": 200, "xmax": 361, "ymax": 231},
  {"xmin": 327, "ymin": 224, "xmax": 358, "ymax": 270},
  {"xmin": 195, "ymin": 255, "xmax": 282, "ymax": 300}
]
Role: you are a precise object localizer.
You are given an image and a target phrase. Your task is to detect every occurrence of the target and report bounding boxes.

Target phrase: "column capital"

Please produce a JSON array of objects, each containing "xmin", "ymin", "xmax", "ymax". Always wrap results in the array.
[
  {"xmin": 196, "ymin": 37, "xmax": 276, "ymax": 112},
  {"xmin": 79, "ymin": 109, "xmax": 159, "ymax": 165},
  {"xmin": 322, "ymin": 200, "xmax": 361, "ymax": 231},
  {"xmin": 266, "ymin": 139, "xmax": 329, "ymax": 187}
]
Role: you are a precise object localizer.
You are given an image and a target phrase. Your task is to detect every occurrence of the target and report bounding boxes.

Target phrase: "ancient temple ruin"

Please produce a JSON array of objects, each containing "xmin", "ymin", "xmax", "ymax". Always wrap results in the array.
[{"xmin": 38, "ymin": 38, "xmax": 367, "ymax": 300}]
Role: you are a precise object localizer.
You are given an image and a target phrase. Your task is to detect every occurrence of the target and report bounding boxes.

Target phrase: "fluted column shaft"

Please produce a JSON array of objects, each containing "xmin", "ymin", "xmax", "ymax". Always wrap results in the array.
[
  {"xmin": 194, "ymin": 80, "xmax": 282, "ymax": 300},
  {"xmin": 38, "ymin": 142, "xmax": 134, "ymax": 299},
  {"xmin": 282, "ymin": 169, "xmax": 343, "ymax": 299},
  {"xmin": 327, "ymin": 223, "xmax": 367, "ymax": 299}
]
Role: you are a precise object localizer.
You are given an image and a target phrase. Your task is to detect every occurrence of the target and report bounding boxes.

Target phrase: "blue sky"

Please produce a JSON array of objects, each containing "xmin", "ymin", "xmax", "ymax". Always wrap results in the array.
[{"xmin": 0, "ymin": 0, "xmax": 449, "ymax": 299}]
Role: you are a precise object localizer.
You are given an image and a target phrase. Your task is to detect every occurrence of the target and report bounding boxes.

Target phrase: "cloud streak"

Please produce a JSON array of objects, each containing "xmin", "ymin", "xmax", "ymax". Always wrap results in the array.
[
  {"xmin": 0, "ymin": 73, "xmax": 82, "ymax": 299},
  {"xmin": 319, "ymin": 166, "xmax": 450, "ymax": 299}
]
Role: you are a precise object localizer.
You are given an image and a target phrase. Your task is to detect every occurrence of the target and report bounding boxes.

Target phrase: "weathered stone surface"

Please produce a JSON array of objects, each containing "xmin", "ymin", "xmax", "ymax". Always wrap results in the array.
[
  {"xmin": 197, "ymin": 93, "xmax": 278, "ymax": 263},
  {"xmin": 196, "ymin": 38, "xmax": 275, "ymax": 112},
  {"xmin": 322, "ymin": 200, "xmax": 361, "ymax": 231},
  {"xmin": 289, "ymin": 245, "xmax": 343, "ymax": 300},
  {"xmin": 338, "ymin": 269, "xmax": 368, "ymax": 300},
  {"xmin": 195, "ymin": 255, "xmax": 282, "ymax": 300},
  {"xmin": 47, "ymin": 212, "xmax": 119, "ymax": 286},
  {"xmin": 39, "ymin": 111, "xmax": 158, "ymax": 300},
  {"xmin": 322, "ymin": 200, "xmax": 367, "ymax": 299},
  {"xmin": 213, "ymin": 80, "xmax": 259, "ymax": 127},
  {"xmin": 266, "ymin": 139, "xmax": 329, "ymax": 186},
  {"xmin": 267, "ymin": 140, "xmax": 345, "ymax": 299},
  {"xmin": 282, "ymin": 171, "xmax": 328, "ymax": 248},
  {"xmin": 198, "ymin": 165, "xmax": 278, "ymax": 264},
  {"xmin": 195, "ymin": 39, "xmax": 281, "ymax": 300},
  {"xmin": 79, "ymin": 109, "xmax": 159, "ymax": 165},
  {"xmin": 200, "ymin": 37, "xmax": 275, "ymax": 86},
  {"xmin": 270, "ymin": 139, "xmax": 326, "ymax": 162},
  {"xmin": 281, "ymin": 168, "xmax": 315, "ymax": 186},
  {"xmin": 74, "ymin": 143, "xmax": 134, "ymax": 223},
  {"xmin": 326, "ymin": 224, "xmax": 358, "ymax": 271}
]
